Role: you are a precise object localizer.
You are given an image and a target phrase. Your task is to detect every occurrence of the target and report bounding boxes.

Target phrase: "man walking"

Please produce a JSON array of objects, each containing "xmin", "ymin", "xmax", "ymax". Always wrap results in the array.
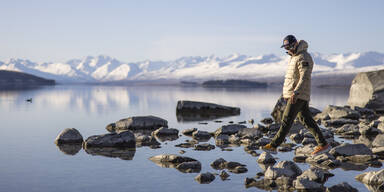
[{"xmin": 262, "ymin": 35, "xmax": 330, "ymax": 155}]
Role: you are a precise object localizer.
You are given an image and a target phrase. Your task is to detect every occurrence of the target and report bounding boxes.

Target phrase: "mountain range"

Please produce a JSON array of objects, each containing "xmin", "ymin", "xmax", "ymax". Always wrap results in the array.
[{"xmin": 0, "ymin": 52, "xmax": 383, "ymax": 83}]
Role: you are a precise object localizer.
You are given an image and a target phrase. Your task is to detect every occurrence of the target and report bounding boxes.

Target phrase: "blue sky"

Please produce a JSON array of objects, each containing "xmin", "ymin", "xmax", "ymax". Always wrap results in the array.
[{"xmin": 0, "ymin": 0, "xmax": 383, "ymax": 63}]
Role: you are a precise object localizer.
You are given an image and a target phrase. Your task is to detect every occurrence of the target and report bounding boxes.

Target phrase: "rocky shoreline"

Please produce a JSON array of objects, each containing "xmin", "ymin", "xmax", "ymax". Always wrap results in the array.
[{"xmin": 54, "ymin": 70, "xmax": 384, "ymax": 191}]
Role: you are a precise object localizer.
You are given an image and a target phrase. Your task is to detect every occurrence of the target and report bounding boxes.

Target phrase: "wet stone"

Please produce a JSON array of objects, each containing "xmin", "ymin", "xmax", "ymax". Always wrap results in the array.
[
  {"xmin": 182, "ymin": 128, "xmax": 197, "ymax": 136},
  {"xmin": 228, "ymin": 166, "xmax": 248, "ymax": 174},
  {"xmin": 152, "ymin": 127, "xmax": 179, "ymax": 137},
  {"xmin": 192, "ymin": 130, "xmax": 212, "ymax": 140},
  {"xmin": 326, "ymin": 182, "xmax": 358, "ymax": 192},
  {"xmin": 210, "ymin": 158, "xmax": 227, "ymax": 170},
  {"xmin": 257, "ymin": 152, "xmax": 276, "ymax": 164},
  {"xmin": 293, "ymin": 177, "xmax": 324, "ymax": 192},
  {"xmin": 297, "ymin": 167, "xmax": 334, "ymax": 183},
  {"xmin": 194, "ymin": 143, "xmax": 215, "ymax": 151},
  {"xmin": 329, "ymin": 143, "xmax": 373, "ymax": 157},
  {"xmin": 55, "ymin": 128, "xmax": 83, "ymax": 144},
  {"xmin": 175, "ymin": 161, "xmax": 201, "ymax": 173},
  {"xmin": 220, "ymin": 170, "xmax": 230, "ymax": 180},
  {"xmin": 195, "ymin": 172, "xmax": 215, "ymax": 184}
]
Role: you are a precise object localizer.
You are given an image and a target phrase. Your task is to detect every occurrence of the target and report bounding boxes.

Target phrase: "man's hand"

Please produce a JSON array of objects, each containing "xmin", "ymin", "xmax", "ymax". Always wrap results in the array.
[{"xmin": 290, "ymin": 93, "xmax": 297, "ymax": 104}]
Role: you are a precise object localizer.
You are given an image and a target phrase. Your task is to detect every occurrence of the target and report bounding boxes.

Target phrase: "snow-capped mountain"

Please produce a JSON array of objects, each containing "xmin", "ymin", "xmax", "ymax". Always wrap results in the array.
[{"xmin": 0, "ymin": 51, "xmax": 383, "ymax": 83}]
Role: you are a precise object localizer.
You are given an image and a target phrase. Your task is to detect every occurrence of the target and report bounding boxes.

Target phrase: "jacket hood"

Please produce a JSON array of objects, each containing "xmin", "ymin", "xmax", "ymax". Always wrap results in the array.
[{"xmin": 295, "ymin": 40, "xmax": 308, "ymax": 55}]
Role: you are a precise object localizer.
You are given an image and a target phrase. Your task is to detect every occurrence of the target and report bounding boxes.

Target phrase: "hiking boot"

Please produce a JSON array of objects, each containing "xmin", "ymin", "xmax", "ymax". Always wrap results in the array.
[
  {"xmin": 261, "ymin": 143, "xmax": 277, "ymax": 154},
  {"xmin": 311, "ymin": 144, "xmax": 331, "ymax": 156}
]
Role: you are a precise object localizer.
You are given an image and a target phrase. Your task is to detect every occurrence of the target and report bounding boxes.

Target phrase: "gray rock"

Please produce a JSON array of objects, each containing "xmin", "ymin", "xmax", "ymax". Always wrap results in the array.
[
  {"xmin": 306, "ymin": 152, "xmax": 335, "ymax": 164},
  {"xmin": 176, "ymin": 161, "xmax": 201, "ymax": 173},
  {"xmin": 83, "ymin": 131, "xmax": 135, "ymax": 148},
  {"xmin": 324, "ymin": 118, "xmax": 359, "ymax": 128},
  {"xmin": 256, "ymin": 137, "xmax": 272, "ymax": 146},
  {"xmin": 225, "ymin": 161, "xmax": 246, "ymax": 170},
  {"xmin": 228, "ymin": 166, "xmax": 248, "ymax": 174},
  {"xmin": 135, "ymin": 134, "xmax": 160, "ymax": 147},
  {"xmin": 345, "ymin": 154, "xmax": 376, "ymax": 163},
  {"xmin": 228, "ymin": 134, "xmax": 240, "ymax": 144},
  {"xmin": 177, "ymin": 100, "xmax": 240, "ymax": 114},
  {"xmin": 264, "ymin": 161, "xmax": 302, "ymax": 180},
  {"xmin": 195, "ymin": 172, "xmax": 215, "ymax": 184},
  {"xmin": 152, "ymin": 127, "xmax": 179, "ymax": 137},
  {"xmin": 271, "ymin": 95, "xmax": 287, "ymax": 123},
  {"xmin": 348, "ymin": 69, "xmax": 384, "ymax": 112},
  {"xmin": 297, "ymin": 167, "xmax": 334, "ymax": 183},
  {"xmin": 214, "ymin": 124, "xmax": 246, "ymax": 136},
  {"xmin": 257, "ymin": 152, "xmax": 276, "ymax": 164},
  {"xmin": 326, "ymin": 182, "xmax": 358, "ymax": 192},
  {"xmin": 220, "ymin": 170, "xmax": 230, "ymax": 180},
  {"xmin": 355, "ymin": 169, "xmax": 384, "ymax": 186},
  {"xmin": 182, "ymin": 128, "xmax": 197, "ymax": 136},
  {"xmin": 105, "ymin": 123, "xmax": 116, "ymax": 132},
  {"xmin": 260, "ymin": 117, "xmax": 273, "ymax": 125},
  {"xmin": 274, "ymin": 161, "xmax": 302, "ymax": 178},
  {"xmin": 237, "ymin": 128, "xmax": 262, "ymax": 139},
  {"xmin": 290, "ymin": 133, "xmax": 304, "ymax": 143},
  {"xmin": 114, "ymin": 115, "xmax": 168, "ymax": 131},
  {"xmin": 335, "ymin": 124, "xmax": 359, "ymax": 134},
  {"xmin": 149, "ymin": 154, "xmax": 197, "ymax": 164},
  {"xmin": 378, "ymin": 121, "xmax": 384, "ymax": 133},
  {"xmin": 293, "ymin": 177, "xmax": 324, "ymax": 191},
  {"xmin": 372, "ymin": 134, "xmax": 384, "ymax": 147},
  {"xmin": 323, "ymin": 105, "xmax": 360, "ymax": 120},
  {"xmin": 302, "ymin": 137, "xmax": 317, "ymax": 145},
  {"xmin": 359, "ymin": 124, "xmax": 380, "ymax": 136},
  {"xmin": 372, "ymin": 146, "xmax": 384, "ymax": 157},
  {"xmin": 210, "ymin": 158, "xmax": 227, "ymax": 170},
  {"xmin": 330, "ymin": 143, "xmax": 372, "ymax": 157},
  {"xmin": 295, "ymin": 144, "xmax": 316, "ymax": 156},
  {"xmin": 192, "ymin": 130, "xmax": 212, "ymax": 140},
  {"xmin": 55, "ymin": 128, "xmax": 83, "ymax": 144},
  {"xmin": 215, "ymin": 134, "xmax": 230, "ymax": 146},
  {"xmin": 194, "ymin": 143, "xmax": 215, "ymax": 151}
]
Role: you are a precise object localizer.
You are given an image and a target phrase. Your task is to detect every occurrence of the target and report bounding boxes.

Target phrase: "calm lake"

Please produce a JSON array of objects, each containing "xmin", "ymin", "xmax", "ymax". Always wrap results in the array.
[{"xmin": 0, "ymin": 85, "xmax": 380, "ymax": 192}]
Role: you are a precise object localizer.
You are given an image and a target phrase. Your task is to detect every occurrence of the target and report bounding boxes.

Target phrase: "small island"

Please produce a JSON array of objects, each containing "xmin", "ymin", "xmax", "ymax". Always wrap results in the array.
[{"xmin": 202, "ymin": 79, "xmax": 267, "ymax": 88}]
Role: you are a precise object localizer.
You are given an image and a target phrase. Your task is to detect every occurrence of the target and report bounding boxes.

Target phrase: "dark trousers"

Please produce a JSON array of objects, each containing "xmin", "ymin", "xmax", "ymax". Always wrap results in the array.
[{"xmin": 270, "ymin": 98, "xmax": 327, "ymax": 147}]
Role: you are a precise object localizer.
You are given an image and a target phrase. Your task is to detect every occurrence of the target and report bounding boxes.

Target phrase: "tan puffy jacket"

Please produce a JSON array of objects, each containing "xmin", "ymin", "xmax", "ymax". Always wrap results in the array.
[{"xmin": 282, "ymin": 40, "xmax": 314, "ymax": 101}]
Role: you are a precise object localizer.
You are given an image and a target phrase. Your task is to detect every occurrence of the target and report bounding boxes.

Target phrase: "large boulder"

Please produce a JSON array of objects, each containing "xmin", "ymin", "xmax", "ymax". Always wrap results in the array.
[
  {"xmin": 322, "ymin": 105, "xmax": 360, "ymax": 120},
  {"xmin": 348, "ymin": 69, "xmax": 384, "ymax": 112},
  {"xmin": 372, "ymin": 134, "xmax": 384, "ymax": 147},
  {"xmin": 110, "ymin": 116, "xmax": 168, "ymax": 132},
  {"xmin": 176, "ymin": 100, "xmax": 240, "ymax": 122},
  {"xmin": 55, "ymin": 128, "xmax": 83, "ymax": 144},
  {"xmin": 83, "ymin": 131, "xmax": 136, "ymax": 148},
  {"xmin": 329, "ymin": 143, "xmax": 372, "ymax": 157},
  {"xmin": 214, "ymin": 124, "xmax": 246, "ymax": 136}
]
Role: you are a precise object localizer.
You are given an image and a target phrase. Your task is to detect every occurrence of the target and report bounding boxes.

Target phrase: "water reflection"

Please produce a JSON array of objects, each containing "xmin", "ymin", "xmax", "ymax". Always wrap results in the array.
[
  {"xmin": 84, "ymin": 147, "xmax": 136, "ymax": 160},
  {"xmin": 56, "ymin": 144, "xmax": 82, "ymax": 155}
]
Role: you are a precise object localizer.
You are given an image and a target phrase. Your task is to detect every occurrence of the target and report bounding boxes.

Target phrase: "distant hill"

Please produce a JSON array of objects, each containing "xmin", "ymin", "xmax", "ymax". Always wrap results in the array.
[
  {"xmin": 202, "ymin": 79, "xmax": 267, "ymax": 88},
  {"xmin": 0, "ymin": 70, "xmax": 55, "ymax": 88}
]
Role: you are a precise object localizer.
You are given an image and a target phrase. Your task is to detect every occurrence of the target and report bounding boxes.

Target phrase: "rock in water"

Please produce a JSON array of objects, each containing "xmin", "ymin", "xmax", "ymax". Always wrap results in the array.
[
  {"xmin": 271, "ymin": 95, "xmax": 287, "ymax": 123},
  {"xmin": 55, "ymin": 128, "xmax": 83, "ymax": 144},
  {"xmin": 348, "ymin": 69, "xmax": 384, "ymax": 113},
  {"xmin": 329, "ymin": 143, "xmax": 372, "ymax": 157},
  {"xmin": 176, "ymin": 161, "xmax": 201, "ymax": 173},
  {"xmin": 112, "ymin": 116, "xmax": 168, "ymax": 131},
  {"xmin": 257, "ymin": 152, "xmax": 276, "ymax": 164},
  {"xmin": 195, "ymin": 172, "xmax": 215, "ymax": 184},
  {"xmin": 83, "ymin": 131, "xmax": 135, "ymax": 148},
  {"xmin": 355, "ymin": 169, "xmax": 384, "ymax": 186},
  {"xmin": 326, "ymin": 182, "xmax": 358, "ymax": 192},
  {"xmin": 152, "ymin": 127, "xmax": 179, "ymax": 137}
]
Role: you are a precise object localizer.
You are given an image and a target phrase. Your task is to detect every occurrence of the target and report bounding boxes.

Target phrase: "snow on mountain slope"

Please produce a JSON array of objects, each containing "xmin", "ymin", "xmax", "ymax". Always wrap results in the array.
[{"xmin": 0, "ymin": 51, "xmax": 383, "ymax": 82}]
